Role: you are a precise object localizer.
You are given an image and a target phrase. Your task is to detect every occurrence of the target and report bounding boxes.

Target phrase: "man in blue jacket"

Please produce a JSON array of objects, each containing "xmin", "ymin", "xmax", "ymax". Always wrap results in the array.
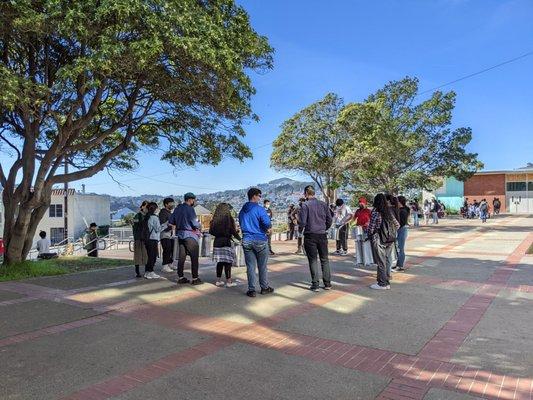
[{"xmin": 239, "ymin": 188, "xmax": 274, "ymax": 297}]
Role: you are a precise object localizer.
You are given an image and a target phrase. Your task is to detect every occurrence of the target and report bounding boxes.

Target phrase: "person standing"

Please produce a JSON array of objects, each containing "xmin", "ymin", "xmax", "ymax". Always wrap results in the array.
[
  {"xmin": 299, "ymin": 185, "xmax": 333, "ymax": 291},
  {"xmin": 169, "ymin": 192, "xmax": 203, "ymax": 285},
  {"xmin": 85, "ymin": 223, "xmax": 99, "ymax": 257},
  {"xmin": 431, "ymin": 198, "xmax": 440, "ymax": 224},
  {"xmin": 209, "ymin": 203, "xmax": 241, "ymax": 287},
  {"xmin": 294, "ymin": 198, "xmax": 306, "ymax": 255},
  {"xmin": 396, "ymin": 196, "xmax": 410, "ymax": 271},
  {"xmin": 410, "ymin": 199, "xmax": 420, "ymax": 227},
  {"xmin": 493, "ymin": 197, "xmax": 501, "ymax": 215},
  {"xmin": 132, "ymin": 201, "xmax": 148, "ymax": 278},
  {"xmin": 159, "ymin": 197, "xmax": 176, "ymax": 273},
  {"xmin": 286, "ymin": 204, "xmax": 296, "ymax": 241},
  {"xmin": 238, "ymin": 188, "xmax": 274, "ymax": 298},
  {"xmin": 368, "ymin": 193, "xmax": 400, "ymax": 290},
  {"xmin": 479, "ymin": 199, "xmax": 489, "ymax": 223},
  {"xmin": 333, "ymin": 198, "xmax": 353, "ymax": 255},
  {"xmin": 144, "ymin": 202, "xmax": 163, "ymax": 279},
  {"xmin": 264, "ymin": 199, "xmax": 275, "ymax": 255},
  {"xmin": 352, "ymin": 197, "xmax": 372, "ymax": 266},
  {"xmin": 423, "ymin": 200, "xmax": 431, "ymax": 225}
]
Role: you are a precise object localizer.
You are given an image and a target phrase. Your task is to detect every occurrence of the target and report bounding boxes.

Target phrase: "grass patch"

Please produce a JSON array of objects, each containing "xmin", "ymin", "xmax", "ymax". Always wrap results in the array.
[
  {"xmin": 0, "ymin": 257, "xmax": 129, "ymax": 282},
  {"xmin": 527, "ymin": 243, "xmax": 533, "ymax": 255}
]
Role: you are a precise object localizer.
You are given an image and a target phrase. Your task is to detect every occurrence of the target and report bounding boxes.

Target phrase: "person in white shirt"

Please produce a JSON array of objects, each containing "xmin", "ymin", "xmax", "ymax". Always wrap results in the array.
[
  {"xmin": 36, "ymin": 231, "xmax": 57, "ymax": 259},
  {"xmin": 333, "ymin": 199, "xmax": 353, "ymax": 256}
]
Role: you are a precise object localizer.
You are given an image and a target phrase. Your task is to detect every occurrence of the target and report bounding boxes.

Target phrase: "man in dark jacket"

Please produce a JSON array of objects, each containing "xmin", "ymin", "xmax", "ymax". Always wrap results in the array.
[
  {"xmin": 299, "ymin": 185, "xmax": 333, "ymax": 291},
  {"xmin": 264, "ymin": 199, "xmax": 275, "ymax": 255},
  {"xmin": 169, "ymin": 193, "xmax": 203, "ymax": 285},
  {"xmin": 159, "ymin": 197, "xmax": 175, "ymax": 273},
  {"xmin": 86, "ymin": 223, "xmax": 99, "ymax": 258}
]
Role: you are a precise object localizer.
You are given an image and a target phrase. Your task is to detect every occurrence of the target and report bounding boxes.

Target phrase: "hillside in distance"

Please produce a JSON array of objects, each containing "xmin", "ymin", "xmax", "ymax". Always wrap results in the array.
[{"xmin": 109, "ymin": 178, "xmax": 317, "ymax": 213}]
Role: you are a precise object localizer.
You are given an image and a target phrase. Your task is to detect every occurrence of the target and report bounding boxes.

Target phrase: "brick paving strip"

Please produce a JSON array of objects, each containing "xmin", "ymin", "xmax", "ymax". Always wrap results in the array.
[{"xmin": 377, "ymin": 231, "xmax": 533, "ymax": 400}]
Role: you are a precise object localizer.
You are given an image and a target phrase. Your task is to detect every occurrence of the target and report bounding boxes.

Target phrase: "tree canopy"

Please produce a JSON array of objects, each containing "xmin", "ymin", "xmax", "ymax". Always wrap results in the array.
[
  {"xmin": 0, "ymin": 0, "xmax": 273, "ymax": 263},
  {"xmin": 338, "ymin": 77, "xmax": 483, "ymax": 194},
  {"xmin": 270, "ymin": 93, "xmax": 347, "ymax": 204}
]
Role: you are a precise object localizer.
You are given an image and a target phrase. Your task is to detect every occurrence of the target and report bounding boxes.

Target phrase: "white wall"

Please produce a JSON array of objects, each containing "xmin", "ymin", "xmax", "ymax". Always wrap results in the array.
[{"xmin": 32, "ymin": 193, "xmax": 110, "ymax": 246}]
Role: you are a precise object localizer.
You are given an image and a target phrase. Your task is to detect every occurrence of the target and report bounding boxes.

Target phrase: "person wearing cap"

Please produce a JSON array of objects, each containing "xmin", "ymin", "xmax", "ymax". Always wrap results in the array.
[
  {"xmin": 298, "ymin": 185, "xmax": 333, "ymax": 291},
  {"xmin": 238, "ymin": 187, "xmax": 274, "ymax": 297},
  {"xmin": 169, "ymin": 192, "xmax": 203, "ymax": 285}
]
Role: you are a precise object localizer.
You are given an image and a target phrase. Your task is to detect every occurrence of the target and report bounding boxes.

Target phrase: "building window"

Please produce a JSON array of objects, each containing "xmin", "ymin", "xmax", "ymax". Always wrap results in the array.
[
  {"xmin": 506, "ymin": 182, "xmax": 526, "ymax": 192},
  {"xmin": 49, "ymin": 204, "xmax": 63, "ymax": 217},
  {"xmin": 50, "ymin": 228, "xmax": 65, "ymax": 245},
  {"xmin": 529, "ymin": 182, "xmax": 533, "ymax": 191}
]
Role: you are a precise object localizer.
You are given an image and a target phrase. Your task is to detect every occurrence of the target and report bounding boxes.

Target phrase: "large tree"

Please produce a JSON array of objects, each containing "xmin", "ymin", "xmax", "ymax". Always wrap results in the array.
[
  {"xmin": 0, "ymin": 0, "xmax": 272, "ymax": 264},
  {"xmin": 270, "ymin": 93, "xmax": 348, "ymax": 204},
  {"xmin": 338, "ymin": 77, "xmax": 483, "ymax": 195}
]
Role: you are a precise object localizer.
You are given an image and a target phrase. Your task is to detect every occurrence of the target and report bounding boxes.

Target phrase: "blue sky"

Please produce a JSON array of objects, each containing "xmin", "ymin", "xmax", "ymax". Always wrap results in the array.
[{"xmin": 3, "ymin": 0, "xmax": 533, "ymax": 196}]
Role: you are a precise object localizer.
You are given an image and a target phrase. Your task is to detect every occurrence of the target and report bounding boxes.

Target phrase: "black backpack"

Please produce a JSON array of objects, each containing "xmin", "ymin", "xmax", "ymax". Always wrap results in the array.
[
  {"xmin": 378, "ymin": 215, "xmax": 397, "ymax": 244},
  {"xmin": 140, "ymin": 214, "xmax": 152, "ymax": 242}
]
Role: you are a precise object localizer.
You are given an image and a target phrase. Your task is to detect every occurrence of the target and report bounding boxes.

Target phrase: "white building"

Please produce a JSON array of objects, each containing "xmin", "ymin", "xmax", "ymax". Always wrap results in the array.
[{"xmin": 0, "ymin": 189, "xmax": 110, "ymax": 246}]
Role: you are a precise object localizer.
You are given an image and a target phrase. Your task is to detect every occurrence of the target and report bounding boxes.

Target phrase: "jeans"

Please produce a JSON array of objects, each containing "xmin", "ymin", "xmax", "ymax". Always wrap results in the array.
[
  {"xmin": 336, "ymin": 225, "xmax": 348, "ymax": 251},
  {"xmin": 412, "ymin": 213, "xmax": 419, "ymax": 227},
  {"xmin": 480, "ymin": 210, "xmax": 487, "ymax": 222},
  {"xmin": 145, "ymin": 239, "xmax": 159, "ymax": 272},
  {"xmin": 432, "ymin": 212, "xmax": 439, "ymax": 224},
  {"xmin": 386, "ymin": 242, "xmax": 397, "ymax": 276},
  {"xmin": 371, "ymin": 236, "xmax": 393, "ymax": 286},
  {"xmin": 160, "ymin": 238, "xmax": 173, "ymax": 266},
  {"xmin": 304, "ymin": 233, "xmax": 331, "ymax": 286},
  {"xmin": 396, "ymin": 226, "xmax": 408, "ymax": 268},
  {"xmin": 178, "ymin": 238, "xmax": 199, "ymax": 279},
  {"xmin": 287, "ymin": 223, "xmax": 295, "ymax": 240},
  {"xmin": 243, "ymin": 240, "xmax": 269, "ymax": 291}
]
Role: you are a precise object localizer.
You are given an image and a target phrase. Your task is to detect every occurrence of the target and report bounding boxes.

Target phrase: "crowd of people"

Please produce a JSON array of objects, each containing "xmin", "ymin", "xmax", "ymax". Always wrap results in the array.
[
  {"xmin": 127, "ymin": 186, "xmax": 423, "ymax": 295},
  {"xmin": 461, "ymin": 197, "xmax": 499, "ymax": 222}
]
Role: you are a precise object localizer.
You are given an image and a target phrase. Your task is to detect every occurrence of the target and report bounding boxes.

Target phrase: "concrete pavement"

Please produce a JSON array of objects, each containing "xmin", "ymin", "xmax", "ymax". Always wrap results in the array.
[{"xmin": 0, "ymin": 215, "xmax": 532, "ymax": 399}]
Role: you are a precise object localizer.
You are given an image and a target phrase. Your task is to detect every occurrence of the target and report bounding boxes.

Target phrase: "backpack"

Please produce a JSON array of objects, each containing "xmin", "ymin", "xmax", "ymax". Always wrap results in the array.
[
  {"xmin": 140, "ymin": 214, "xmax": 152, "ymax": 242},
  {"xmin": 378, "ymin": 215, "xmax": 397, "ymax": 244}
]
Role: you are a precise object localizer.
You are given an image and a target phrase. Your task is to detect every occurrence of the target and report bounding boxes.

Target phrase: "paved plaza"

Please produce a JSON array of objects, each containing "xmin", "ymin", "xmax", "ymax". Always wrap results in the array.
[{"xmin": 1, "ymin": 215, "xmax": 532, "ymax": 400}]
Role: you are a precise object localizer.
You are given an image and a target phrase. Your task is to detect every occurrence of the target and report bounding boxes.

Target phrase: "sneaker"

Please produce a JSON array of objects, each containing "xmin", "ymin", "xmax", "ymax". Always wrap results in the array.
[
  {"xmin": 391, "ymin": 268, "xmax": 399, "ymax": 273},
  {"xmin": 369, "ymin": 283, "xmax": 388, "ymax": 290},
  {"xmin": 161, "ymin": 265, "xmax": 173, "ymax": 273},
  {"xmin": 215, "ymin": 280, "xmax": 225, "ymax": 287},
  {"xmin": 269, "ymin": 251, "xmax": 275, "ymax": 256},
  {"xmin": 226, "ymin": 281, "xmax": 237, "ymax": 288},
  {"xmin": 246, "ymin": 290, "xmax": 256, "ymax": 297},
  {"xmin": 135, "ymin": 273, "xmax": 143, "ymax": 278},
  {"xmin": 333, "ymin": 250, "xmax": 341, "ymax": 255},
  {"xmin": 145, "ymin": 272, "xmax": 161, "ymax": 279},
  {"xmin": 386, "ymin": 285, "xmax": 391, "ymax": 290},
  {"xmin": 324, "ymin": 283, "xmax": 332, "ymax": 290},
  {"xmin": 191, "ymin": 278, "xmax": 204, "ymax": 286},
  {"xmin": 396, "ymin": 267, "xmax": 406, "ymax": 272},
  {"xmin": 260, "ymin": 286, "xmax": 274, "ymax": 295},
  {"xmin": 177, "ymin": 277, "xmax": 190, "ymax": 284},
  {"xmin": 170, "ymin": 264, "xmax": 178, "ymax": 270},
  {"xmin": 309, "ymin": 285, "xmax": 320, "ymax": 292}
]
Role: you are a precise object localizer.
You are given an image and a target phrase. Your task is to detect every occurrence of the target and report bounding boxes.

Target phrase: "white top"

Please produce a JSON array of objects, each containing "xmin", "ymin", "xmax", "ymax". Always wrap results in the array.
[{"xmin": 36, "ymin": 238, "xmax": 51, "ymax": 254}]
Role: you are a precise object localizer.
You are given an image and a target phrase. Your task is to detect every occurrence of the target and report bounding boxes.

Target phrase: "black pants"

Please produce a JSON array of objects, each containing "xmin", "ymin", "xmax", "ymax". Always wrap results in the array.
[
  {"xmin": 336, "ymin": 225, "xmax": 348, "ymax": 251},
  {"xmin": 370, "ymin": 236, "xmax": 393, "ymax": 286},
  {"xmin": 178, "ymin": 238, "xmax": 199, "ymax": 279},
  {"xmin": 160, "ymin": 238, "xmax": 173, "ymax": 266},
  {"xmin": 304, "ymin": 233, "xmax": 331, "ymax": 286},
  {"xmin": 288, "ymin": 223, "xmax": 295, "ymax": 240},
  {"xmin": 216, "ymin": 262, "xmax": 232, "ymax": 279},
  {"xmin": 145, "ymin": 240, "xmax": 159, "ymax": 272},
  {"xmin": 87, "ymin": 248, "xmax": 98, "ymax": 257},
  {"xmin": 267, "ymin": 234, "xmax": 273, "ymax": 253}
]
